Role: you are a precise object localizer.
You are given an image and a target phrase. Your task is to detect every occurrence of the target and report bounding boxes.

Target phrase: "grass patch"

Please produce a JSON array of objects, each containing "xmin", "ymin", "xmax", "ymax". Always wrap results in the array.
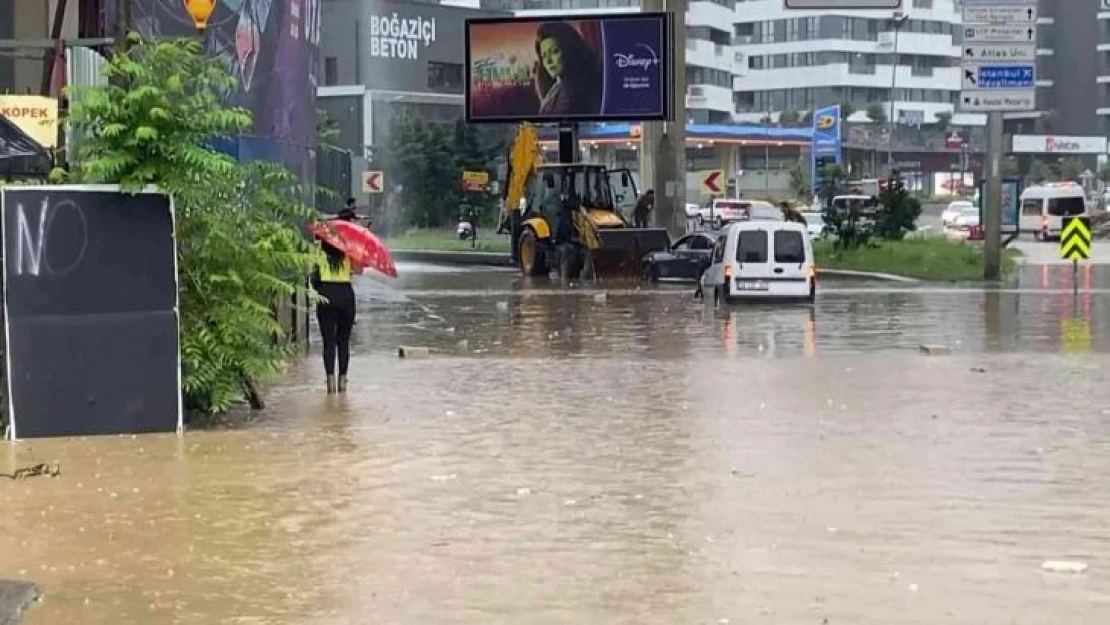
[
  {"xmin": 384, "ymin": 228, "xmax": 511, "ymax": 254},
  {"xmin": 814, "ymin": 238, "xmax": 1018, "ymax": 281}
]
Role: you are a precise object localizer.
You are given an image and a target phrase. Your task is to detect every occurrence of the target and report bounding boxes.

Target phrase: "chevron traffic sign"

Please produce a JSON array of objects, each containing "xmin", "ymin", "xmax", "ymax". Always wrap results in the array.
[{"xmin": 1060, "ymin": 216, "xmax": 1092, "ymax": 261}]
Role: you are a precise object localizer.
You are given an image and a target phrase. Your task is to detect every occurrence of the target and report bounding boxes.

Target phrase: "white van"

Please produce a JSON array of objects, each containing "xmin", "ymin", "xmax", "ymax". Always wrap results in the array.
[
  {"xmin": 700, "ymin": 221, "xmax": 816, "ymax": 303},
  {"xmin": 1020, "ymin": 182, "xmax": 1087, "ymax": 241}
]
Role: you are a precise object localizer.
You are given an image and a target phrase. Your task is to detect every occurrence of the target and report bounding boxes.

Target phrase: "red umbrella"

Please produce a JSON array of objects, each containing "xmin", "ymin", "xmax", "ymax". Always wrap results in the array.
[{"xmin": 309, "ymin": 219, "xmax": 398, "ymax": 278}]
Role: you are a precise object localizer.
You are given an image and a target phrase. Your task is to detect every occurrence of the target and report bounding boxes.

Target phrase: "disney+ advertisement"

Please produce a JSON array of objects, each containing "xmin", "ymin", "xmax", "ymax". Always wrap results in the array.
[{"xmin": 465, "ymin": 13, "xmax": 669, "ymax": 123}]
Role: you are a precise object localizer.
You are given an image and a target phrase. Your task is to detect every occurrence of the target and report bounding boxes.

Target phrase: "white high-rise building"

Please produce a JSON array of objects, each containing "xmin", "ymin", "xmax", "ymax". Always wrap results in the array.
[{"xmin": 731, "ymin": 0, "xmax": 964, "ymax": 124}]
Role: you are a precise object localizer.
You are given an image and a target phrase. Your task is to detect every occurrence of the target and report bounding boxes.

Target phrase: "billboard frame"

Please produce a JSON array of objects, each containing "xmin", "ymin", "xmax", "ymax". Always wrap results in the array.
[{"xmin": 463, "ymin": 11, "xmax": 673, "ymax": 124}]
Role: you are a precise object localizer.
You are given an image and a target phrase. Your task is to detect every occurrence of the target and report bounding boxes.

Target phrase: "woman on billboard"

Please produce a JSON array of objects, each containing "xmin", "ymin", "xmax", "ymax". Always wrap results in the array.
[{"xmin": 533, "ymin": 22, "xmax": 603, "ymax": 116}]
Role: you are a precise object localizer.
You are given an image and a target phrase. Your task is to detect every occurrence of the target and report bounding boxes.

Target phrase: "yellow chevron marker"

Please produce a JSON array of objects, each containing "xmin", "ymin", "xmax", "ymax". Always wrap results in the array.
[{"xmin": 1060, "ymin": 216, "xmax": 1092, "ymax": 261}]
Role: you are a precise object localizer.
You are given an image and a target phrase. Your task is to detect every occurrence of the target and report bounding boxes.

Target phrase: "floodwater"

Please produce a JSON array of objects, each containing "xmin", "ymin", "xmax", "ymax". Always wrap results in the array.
[{"xmin": 4, "ymin": 262, "xmax": 1110, "ymax": 624}]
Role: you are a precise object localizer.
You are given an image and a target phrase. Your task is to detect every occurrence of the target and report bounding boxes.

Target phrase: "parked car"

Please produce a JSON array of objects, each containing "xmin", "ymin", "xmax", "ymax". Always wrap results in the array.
[
  {"xmin": 952, "ymin": 206, "xmax": 980, "ymax": 231},
  {"xmin": 700, "ymin": 221, "xmax": 817, "ymax": 303},
  {"xmin": 748, "ymin": 201, "xmax": 784, "ymax": 221},
  {"xmin": 800, "ymin": 211, "xmax": 826, "ymax": 239},
  {"xmin": 642, "ymin": 232, "xmax": 717, "ymax": 282},
  {"xmin": 685, "ymin": 203, "xmax": 701, "ymax": 220},
  {"xmin": 697, "ymin": 199, "xmax": 751, "ymax": 228},
  {"xmin": 942, "ymin": 200, "xmax": 974, "ymax": 227}
]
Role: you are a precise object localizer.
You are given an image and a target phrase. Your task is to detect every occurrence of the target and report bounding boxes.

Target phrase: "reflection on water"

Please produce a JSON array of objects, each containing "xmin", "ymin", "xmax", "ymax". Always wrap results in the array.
[{"xmin": 5, "ymin": 261, "xmax": 1110, "ymax": 624}]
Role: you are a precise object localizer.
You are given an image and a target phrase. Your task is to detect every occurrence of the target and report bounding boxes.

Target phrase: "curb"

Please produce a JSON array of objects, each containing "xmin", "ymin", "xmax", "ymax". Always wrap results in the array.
[
  {"xmin": 818, "ymin": 268, "xmax": 921, "ymax": 283},
  {"xmin": 392, "ymin": 249, "xmax": 511, "ymax": 267}
]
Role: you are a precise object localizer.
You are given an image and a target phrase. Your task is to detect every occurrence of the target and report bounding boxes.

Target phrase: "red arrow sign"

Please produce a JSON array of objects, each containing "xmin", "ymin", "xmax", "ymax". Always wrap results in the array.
[
  {"xmin": 703, "ymin": 170, "xmax": 723, "ymax": 194},
  {"xmin": 362, "ymin": 171, "xmax": 383, "ymax": 194}
]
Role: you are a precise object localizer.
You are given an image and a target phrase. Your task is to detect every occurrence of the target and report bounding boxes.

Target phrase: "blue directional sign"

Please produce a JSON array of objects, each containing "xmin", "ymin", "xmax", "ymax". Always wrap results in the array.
[{"xmin": 968, "ymin": 65, "xmax": 1034, "ymax": 89}]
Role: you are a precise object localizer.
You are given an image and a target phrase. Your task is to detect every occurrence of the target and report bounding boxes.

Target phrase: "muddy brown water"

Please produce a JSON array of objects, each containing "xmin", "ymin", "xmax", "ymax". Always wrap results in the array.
[{"xmin": 4, "ymin": 263, "xmax": 1110, "ymax": 624}]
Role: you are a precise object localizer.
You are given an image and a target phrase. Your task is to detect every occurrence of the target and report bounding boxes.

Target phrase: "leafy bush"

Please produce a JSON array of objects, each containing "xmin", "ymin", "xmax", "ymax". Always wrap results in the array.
[
  {"xmin": 874, "ymin": 171, "xmax": 922, "ymax": 240},
  {"xmin": 67, "ymin": 35, "xmax": 316, "ymax": 414}
]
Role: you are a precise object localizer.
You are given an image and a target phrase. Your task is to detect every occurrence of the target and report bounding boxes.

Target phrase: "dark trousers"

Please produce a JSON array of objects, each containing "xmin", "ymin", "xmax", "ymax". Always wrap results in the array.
[
  {"xmin": 633, "ymin": 211, "xmax": 649, "ymax": 228},
  {"xmin": 316, "ymin": 282, "xmax": 356, "ymax": 376}
]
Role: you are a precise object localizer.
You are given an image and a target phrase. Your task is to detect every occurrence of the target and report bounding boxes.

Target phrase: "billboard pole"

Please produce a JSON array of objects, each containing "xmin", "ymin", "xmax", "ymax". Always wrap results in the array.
[
  {"xmin": 640, "ymin": 0, "xmax": 685, "ymax": 236},
  {"xmin": 983, "ymin": 111, "xmax": 1003, "ymax": 280}
]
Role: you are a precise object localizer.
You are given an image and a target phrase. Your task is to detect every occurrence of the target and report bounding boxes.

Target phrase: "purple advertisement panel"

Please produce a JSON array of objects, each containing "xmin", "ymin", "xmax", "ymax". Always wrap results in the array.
[
  {"xmin": 465, "ymin": 13, "xmax": 669, "ymax": 123},
  {"xmin": 119, "ymin": 0, "xmax": 321, "ymax": 178}
]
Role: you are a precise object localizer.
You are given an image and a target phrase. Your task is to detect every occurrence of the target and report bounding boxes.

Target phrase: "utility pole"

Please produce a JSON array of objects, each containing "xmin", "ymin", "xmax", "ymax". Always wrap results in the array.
[
  {"xmin": 885, "ymin": 11, "xmax": 907, "ymax": 172},
  {"xmin": 983, "ymin": 112, "xmax": 1003, "ymax": 279},
  {"xmin": 639, "ymin": 0, "xmax": 685, "ymax": 237}
]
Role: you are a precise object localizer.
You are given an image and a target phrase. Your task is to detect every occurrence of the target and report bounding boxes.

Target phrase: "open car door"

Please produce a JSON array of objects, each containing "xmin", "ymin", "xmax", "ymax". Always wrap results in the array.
[{"xmin": 607, "ymin": 168, "xmax": 638, "ymax": 218}]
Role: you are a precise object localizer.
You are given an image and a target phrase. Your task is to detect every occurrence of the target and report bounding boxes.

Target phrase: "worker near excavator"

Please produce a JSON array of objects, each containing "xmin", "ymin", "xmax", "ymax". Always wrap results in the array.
[{"xmin": 633, "ymin": 189, "xmax": 654, "ymax": 228}]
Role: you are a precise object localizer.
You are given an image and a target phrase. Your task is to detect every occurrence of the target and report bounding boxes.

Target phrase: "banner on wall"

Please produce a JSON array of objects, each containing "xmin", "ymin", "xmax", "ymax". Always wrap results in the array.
[
  {"xmin": 465, "ymin": 13, "xmax": 670, "ymax": 123},
  {"xmin": 811, "ymin": 104, "xmax": 843, "ymax": 196}
]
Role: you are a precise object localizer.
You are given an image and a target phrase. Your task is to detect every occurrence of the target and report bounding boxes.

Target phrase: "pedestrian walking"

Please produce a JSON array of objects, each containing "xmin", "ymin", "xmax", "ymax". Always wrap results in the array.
[
  {"xmin": 311, "ymin": 238, "xmax": 357, "ymax": 394},
  {"xmin": 633, "ymin": 189, "xmax": 654, "ymax": 228}
]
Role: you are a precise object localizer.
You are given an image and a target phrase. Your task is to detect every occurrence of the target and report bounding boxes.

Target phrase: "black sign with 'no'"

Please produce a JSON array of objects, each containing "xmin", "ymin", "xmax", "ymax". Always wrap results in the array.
[{"xmin": 1, "ymin": 186, "xmax": 181, "ymax": 438}]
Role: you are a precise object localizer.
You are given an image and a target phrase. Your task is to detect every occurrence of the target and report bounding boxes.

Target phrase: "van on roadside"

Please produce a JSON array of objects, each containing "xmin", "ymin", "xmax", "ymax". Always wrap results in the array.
[
  {"xmin": 1020, "ymin": 182, "xmax": 1087, "ymax": 241},
  {"xmin": 700, "ymin": 221, "xmax": 816, "ymax": 303}
]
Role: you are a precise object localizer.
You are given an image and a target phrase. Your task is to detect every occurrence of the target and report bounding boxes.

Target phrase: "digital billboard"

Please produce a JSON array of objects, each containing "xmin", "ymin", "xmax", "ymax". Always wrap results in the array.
[
  {"xmin": 811, "ymin": 105, "xmax": 842, "ymax": 194},
  {"xmin": 465, "ymin": 13, "xmax": 670, "ymax": 123}
]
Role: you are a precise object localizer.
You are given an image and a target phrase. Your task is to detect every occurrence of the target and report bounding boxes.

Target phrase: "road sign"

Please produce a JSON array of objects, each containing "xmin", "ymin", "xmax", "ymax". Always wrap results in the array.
[
  {"xmin": 963, "ymin": 44, "xmax": 1035, "ymax": 62},
  {"xmin": 1060, "ymin": 217, "xmax": 1092, "ymax": 261},
  {"xmin": 362, "ymin": 171, "xmax": 383, "ymax": 194},
  {"xmin": 702, "ymin": 170, "xmax": 724, "ymax": 195},
  {"xmin": 461, "ymin": 170, "xmax": 489, "ymax": 192},
  {"xmin": 962, "ymin": 24, "xmax": 1035, "ymax": 43},
  {"xmin": 961, "ymin": 64, "xmax": 1034, "ymax": 89},
  {"xmin": 959, "ymin": 90, "xmax": 1036, "ymax": 112},
  {"xmin": 784, "ymin": 0, "xmax": 901, "ymax": 7},
  {"xmin": 963, "ymin": 5, "xmax": 1036, "ymax": 23}
]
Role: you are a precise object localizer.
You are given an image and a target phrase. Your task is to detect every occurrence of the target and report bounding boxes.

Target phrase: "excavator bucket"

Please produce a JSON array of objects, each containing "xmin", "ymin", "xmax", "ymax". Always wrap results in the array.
[{"xmin": 589, "ymin": 227, "xmax": 671, "ymax": 277}]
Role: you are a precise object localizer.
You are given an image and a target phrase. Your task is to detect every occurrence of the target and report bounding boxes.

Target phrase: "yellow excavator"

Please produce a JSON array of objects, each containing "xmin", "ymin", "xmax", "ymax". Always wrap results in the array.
[{"xmin": 498, "ymin": 123, "xmax": 670, "ymax": 279}]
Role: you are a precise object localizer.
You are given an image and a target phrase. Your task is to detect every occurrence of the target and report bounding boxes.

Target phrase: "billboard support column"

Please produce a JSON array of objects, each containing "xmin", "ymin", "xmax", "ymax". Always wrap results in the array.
[
  {"xmin": 558, "ymin": 122, "xmax": 579, "ymax": 164},
  {"xmin": 640, "ymin": 0, "xmax": 685, "ymax": 236}
]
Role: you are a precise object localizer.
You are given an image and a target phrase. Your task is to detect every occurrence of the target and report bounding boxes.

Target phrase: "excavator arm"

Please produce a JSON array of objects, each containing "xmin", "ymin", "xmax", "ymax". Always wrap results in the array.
[{"xmin": 500, "ymin": 123, "xmax": 543, "ymax": 231}]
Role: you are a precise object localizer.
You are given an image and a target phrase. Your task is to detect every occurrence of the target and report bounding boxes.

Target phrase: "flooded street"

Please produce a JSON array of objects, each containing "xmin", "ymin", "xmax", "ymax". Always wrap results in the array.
[{"xmin": 4, "ymin": 262, "xmax": 1110, "ymax": 624}]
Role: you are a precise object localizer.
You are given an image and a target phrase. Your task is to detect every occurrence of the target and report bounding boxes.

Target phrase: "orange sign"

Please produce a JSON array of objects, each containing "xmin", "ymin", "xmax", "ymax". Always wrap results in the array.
[{"xmin": 0, "ymin": 95, "xmax": 58, "ymax": 148}]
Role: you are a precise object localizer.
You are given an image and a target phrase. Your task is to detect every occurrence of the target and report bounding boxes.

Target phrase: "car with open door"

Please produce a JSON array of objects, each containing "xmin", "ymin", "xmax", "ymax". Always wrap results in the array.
[{"xmin": 642, "ymin": 231, "xmax": 717, "ymax": 282}]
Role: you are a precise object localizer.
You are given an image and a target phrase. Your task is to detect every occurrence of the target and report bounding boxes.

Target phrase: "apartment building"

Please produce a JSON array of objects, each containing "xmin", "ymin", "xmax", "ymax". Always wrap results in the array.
[{"xmin": 732, "ymin": 0, "xmax": 963, "ymax": 124}]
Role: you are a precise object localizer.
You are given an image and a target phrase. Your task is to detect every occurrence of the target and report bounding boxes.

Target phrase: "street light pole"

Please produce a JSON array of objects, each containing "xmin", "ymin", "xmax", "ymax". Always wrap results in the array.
[{"xmin": 886, "ymin": 11, "xmax": 908, "ymax": 171}]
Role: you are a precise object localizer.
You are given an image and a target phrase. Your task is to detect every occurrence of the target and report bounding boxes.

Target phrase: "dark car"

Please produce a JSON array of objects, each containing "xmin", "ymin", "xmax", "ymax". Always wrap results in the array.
[{"xmin": 642, "ymin": 232, "xmax": 717, "ymax": 282}]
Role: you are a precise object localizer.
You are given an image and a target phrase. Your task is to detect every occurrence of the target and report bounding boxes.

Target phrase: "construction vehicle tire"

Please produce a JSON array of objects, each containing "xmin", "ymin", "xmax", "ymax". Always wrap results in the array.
[{"xmin": 518, "ymin": 228, "xmax": 548, "ymax": 277}]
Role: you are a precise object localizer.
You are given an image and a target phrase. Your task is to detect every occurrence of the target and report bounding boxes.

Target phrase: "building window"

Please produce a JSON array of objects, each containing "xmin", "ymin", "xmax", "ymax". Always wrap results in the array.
[
  {"xmin": 324, "ymin": 57, "xmax": 338, "ymax": 86},
  {"xmin": 427, "ymin": 61, "xmax": 463, "ymax": 93}
]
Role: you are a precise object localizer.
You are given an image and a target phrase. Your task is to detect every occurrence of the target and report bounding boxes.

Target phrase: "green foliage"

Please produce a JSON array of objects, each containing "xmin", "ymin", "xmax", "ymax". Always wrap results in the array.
[
  {"xmin": 840, "ymin": 102, "xmax": 855, "ymax": 118},
  {"xmin": 778, "ymin": 110, "xmax": 800, "ymax": 125},
  {"xmin": 1056, "ymin": 157, "xmax": 1083, "ymax": 181},
  {"xmin": 1027, "ymin": 160, "xmax": 1053, "ymax": 184},
  {"xmin": 934, "ymin": 111, "xmax": 952, "ymax": 131},
  {"xmin": 817, "ymin": 162, "xmax": 846, "ymax": 206},
  {"xmin": 874, "ymin": 172, "xmax": 922, "ymax": 240},
  {"xmin": 788, "ymin": 162, "xmax": 810, "ymax": 199},
  {"xmin": 1099, "ymin": 160, "xmax": 1110, "ymax": 184},
  {"xmin": 67, "ymin": 35, "xmax": 317, "ymax": 414},
  {"xmin": 799, "ymin": 110, "xmax": 813, "ymax": 126},
  {"xmin": 866, "ymin": 102, "xmax": 887, "ymax": 126},
  {"xmin": 317, "ymin": 108, "xmax": 341, "ymax": 150},
  {"xmin": 377, "ymin": 116, "xmax": 506, "ymax": 228},
  {"xmin": 1000, "ymin": 157, "xmax": 1019, "ymax": 179}
]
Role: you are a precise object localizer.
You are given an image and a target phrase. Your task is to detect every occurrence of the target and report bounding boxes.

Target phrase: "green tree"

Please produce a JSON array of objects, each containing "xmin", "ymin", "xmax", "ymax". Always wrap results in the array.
[
  {"xmin": 840, "ymin": 102, "xmax": 855, "ymax": 118},
  {"xmin": 874, "ymin": 171, "xmax": 922, "ymax": 240},
  {"xmin": 1027, "ymin": 160, "xmax": 1053, "ymax": 184},
  {"xmin": 67, "ymin": 35, "xmax": 317, "ymax": 414},
  {"xmin": 317, "ymin": 108, "xmax": 341, "ymax": 150},
  {"xmin": 1098, "ymin": 160, "xmax": 1110, "ymax": 185},
  {"xmin": 799, "ymin": 110, "xmax": 813, "ymax": 126},
  {"xmin": 866, "ymin": 102, "xmax": 887, "ymax": 126},
  {"xmin": 1056, "ymin": 157, "xmax": 1082, "ymax": 181},
  {"xmin": 788, "ymin": 161, "xmax": 810, "ymax": 199},
  {"xmin": 934, "ymin": 111, "xmax": 952, "ymax": 133},
  {"xmin": 378, "ymin": 116, "xmax": 506, "ymax": 228},
  {"xmin": 1001, "ymin": 156, "xmax": 1019, "ymax": 179},
  {"xmin": 778, "ymin": 109, "xmax": 800, "ymax": 125}
]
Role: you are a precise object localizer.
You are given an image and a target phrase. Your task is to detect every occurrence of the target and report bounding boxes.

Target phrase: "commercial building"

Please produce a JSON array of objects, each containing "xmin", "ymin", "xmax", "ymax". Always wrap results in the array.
[{"xmin": 318, "ymin": 0, "xmax": 505, "ymax": 163}]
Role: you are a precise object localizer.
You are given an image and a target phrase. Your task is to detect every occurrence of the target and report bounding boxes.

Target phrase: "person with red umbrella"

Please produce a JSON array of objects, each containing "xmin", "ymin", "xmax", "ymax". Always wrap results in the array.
[{"xmin": 310, "ymin": 235, "xmax": 358, "ymax": 394}]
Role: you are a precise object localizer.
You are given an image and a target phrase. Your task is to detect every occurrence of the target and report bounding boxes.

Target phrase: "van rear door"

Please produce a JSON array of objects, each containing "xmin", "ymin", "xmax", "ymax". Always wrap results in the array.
[
  {"xmin": 771, "ymin": 228, "xmax": 809, "ymax": 280},
  {"xmin": 733, "ymin": 227, "xmax": 774, "ymax": 291}
]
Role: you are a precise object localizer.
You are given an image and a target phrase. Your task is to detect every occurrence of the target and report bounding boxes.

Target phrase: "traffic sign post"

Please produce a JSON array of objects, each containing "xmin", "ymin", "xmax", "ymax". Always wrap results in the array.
[
  {"xmin": 959, "ymin": 0, "xmax": 1037, "ymax": 280},
  {"xmin": 702, "ymin": 170, "xmax": 724, "ymax": 195},
  {"xmin": 1061, "ymin": 216, "xmax": 1093, "ymax": 298},
  {"xmin": 362, "ymin": 171, "xmax": 384, "ymax": 194}
]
